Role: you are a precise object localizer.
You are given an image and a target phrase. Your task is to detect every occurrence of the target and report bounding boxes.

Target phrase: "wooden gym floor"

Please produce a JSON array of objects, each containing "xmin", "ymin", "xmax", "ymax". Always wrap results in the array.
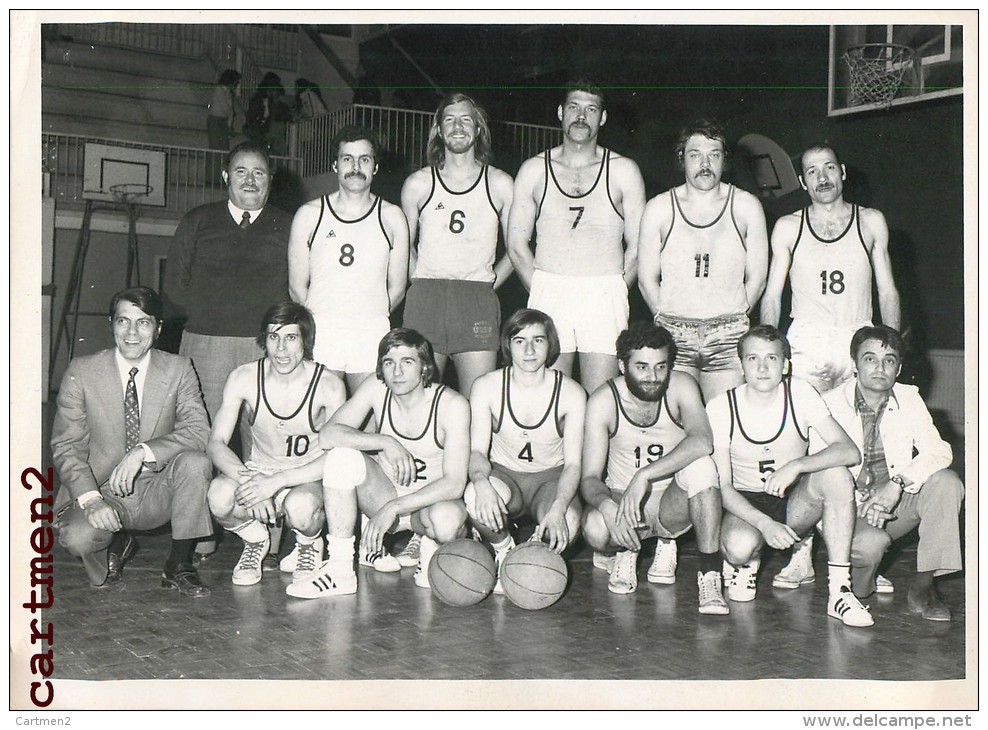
[{"xmin": 32, "ymin": 404, "xmax": 969, "ymax": 704}]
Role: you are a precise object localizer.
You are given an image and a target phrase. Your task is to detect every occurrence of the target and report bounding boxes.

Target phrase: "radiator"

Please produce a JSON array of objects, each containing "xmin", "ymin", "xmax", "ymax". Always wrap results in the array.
[{"xmin": 925, "ymin": 349, "xmax": 966, "ymax": 434}]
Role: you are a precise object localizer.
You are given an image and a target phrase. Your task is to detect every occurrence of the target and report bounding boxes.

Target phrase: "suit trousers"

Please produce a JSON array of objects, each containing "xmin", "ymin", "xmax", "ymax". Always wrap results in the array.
[
  {"xmin": 850, "ymin": 468, "xmax": 964, "ymax": 597},
  {"xmin": 56, "ymin": 451, "xmax": 213, "ymax": 584}
]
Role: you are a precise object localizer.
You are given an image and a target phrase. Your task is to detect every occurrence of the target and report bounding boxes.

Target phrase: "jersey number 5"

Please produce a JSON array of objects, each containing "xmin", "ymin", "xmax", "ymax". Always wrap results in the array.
[{"xmin": 758, "ymin": 459, "xmax": 776, "ymax": 483}]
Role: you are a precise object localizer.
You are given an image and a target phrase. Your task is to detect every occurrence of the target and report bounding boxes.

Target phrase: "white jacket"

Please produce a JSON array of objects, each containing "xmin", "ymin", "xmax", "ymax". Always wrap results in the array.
[{"xmin": 820, "ymin": 378, "xmax": 953, "ymax": 493}]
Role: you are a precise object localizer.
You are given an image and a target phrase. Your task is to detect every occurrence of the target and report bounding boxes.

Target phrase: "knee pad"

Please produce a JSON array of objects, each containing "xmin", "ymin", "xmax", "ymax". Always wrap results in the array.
[
  {"xmin": 676, "ymin": 456, "xmax": 719, "ymax": 499},
  {"xmin": 322, "ymin": 447, "xmax": 366, "ymax": 491}
]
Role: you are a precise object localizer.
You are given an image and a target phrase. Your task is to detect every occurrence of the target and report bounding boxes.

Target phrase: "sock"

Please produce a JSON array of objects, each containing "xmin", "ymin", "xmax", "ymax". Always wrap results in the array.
[
  {"xmin": 295, "ymin": 529, "xmax": 320, "ymax": 545},
  {"xmin": 165, "ymin": 538, "xmax": 198, "ymax": 570},
  {"xmin": 492, "ymin": 534, "xmax": 515, "ymax": 554},
  {"xmin": 698, "ymin": 551, "xmax": 721, "ymax": 575},
  {"xmin": 327, "ymin": 535, "xmax": 356, "ymax": 572},
  {"xmin": 231, "ymin": 519, "xmax": 268, "ymax": 544},
  {"xmin": 828, "ymin": 562, "xmax": 852, "ymax": 595},
  {"xmin": 108, "ymin": 530, "xmax": 130, "ymax": 555}
]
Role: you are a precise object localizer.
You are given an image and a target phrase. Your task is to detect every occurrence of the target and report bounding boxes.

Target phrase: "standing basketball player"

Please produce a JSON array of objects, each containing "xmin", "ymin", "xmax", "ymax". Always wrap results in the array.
[
  {"xmin": 287, "ymin": 328, "xmax": 471, "ymax": 598},
  {"xmin": 465, "ymin": 309, "xmax": 586, "ymax": 587},
  {"xmin": 638, "ymin": 119, "xmax": 769, "ymax": 403},
  {"xmin": 206, "ymin": 302, "xmax": 345, "ymax": 589},
  {"xmin": 706, "ymin": 325, "xmax": 873, "ymax": 627},
  {"xmin": 580, "ymin": 322, "xmax": 729, "ymax": 615},
  {"xmin": 508, "ymin": 80, "xmax": 646, "ymax": 396},
  {"xmin": 289, "ymin": 125, "xmax": 409, "ymax": 393},
  {"xmin": 761, "ymin": 143, "xmax": 901, "ymax": 391},
  {"xmin": 401, "ymin": 92, "xmax": 514, "ymax": 396},
  {"xmin": 760, "ymin": 144, "xmax": 900, "ymax": 588}
]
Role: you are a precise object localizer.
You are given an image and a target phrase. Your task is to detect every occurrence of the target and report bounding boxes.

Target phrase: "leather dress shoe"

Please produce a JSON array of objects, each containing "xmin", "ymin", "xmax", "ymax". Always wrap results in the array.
[
  {"xmin": 907, "ymin": 586, "xmax": 952, "ymax": 622},
  {"xmin": 161, "ymin": 563, "xmax": 211, "ymax": 598},
  {"xmin": 105, "ymin": 534, "xmax": 138, "ymax": 585}
]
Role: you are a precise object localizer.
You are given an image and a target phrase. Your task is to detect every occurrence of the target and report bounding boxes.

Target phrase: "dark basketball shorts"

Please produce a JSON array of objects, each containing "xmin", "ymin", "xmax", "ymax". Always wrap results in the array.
[{"xmin": 403, "ymin": 278, "xmax": 500, "ymax": 355}]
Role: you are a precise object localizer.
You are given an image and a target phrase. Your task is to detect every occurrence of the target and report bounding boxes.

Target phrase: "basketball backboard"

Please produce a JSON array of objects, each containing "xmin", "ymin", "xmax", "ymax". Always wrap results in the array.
[
  {"xmin": 82, "ymin": 143, "xmax": 167, "ymax": 206},
  {"xmin": 828, "ymin": 24, "xmax": 963, "ymax": 117}
]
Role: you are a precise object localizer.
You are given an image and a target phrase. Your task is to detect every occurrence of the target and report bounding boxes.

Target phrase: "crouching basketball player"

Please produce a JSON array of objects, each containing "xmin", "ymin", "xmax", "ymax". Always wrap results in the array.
[
  {"xmin": 206, "ymin": 302, "xmax": 346, "ymax": 587},
  {"xmin": 706, "ymin": 325, "xmax": 873, "ymax": 627},
  {"xmin": 288, "ymin": 328, "xmax": 471, "ymax": 598},
  {"xmin": 580, "ymin": 322, "xmax": 729, "ymax": 615},
  {"xmin": 465, "ymin": 309, "xmax": 586, "ymax": 590}
]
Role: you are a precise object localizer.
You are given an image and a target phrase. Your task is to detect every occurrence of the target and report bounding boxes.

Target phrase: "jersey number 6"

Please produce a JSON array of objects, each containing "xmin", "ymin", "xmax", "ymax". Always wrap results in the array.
[{"xmin": 449, "ymin": 209, "xmax": 466, "ymax": 234}]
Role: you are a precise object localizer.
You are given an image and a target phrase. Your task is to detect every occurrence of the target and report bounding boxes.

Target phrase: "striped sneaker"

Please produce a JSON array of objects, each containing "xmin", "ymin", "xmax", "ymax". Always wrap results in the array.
[
  {"xmin": 828, "ymin": 586, "xmax": 874, "ymax": 627},
  {"xmin": 286, "ymin": 560, "xmax": 357, "ymax": 599}
]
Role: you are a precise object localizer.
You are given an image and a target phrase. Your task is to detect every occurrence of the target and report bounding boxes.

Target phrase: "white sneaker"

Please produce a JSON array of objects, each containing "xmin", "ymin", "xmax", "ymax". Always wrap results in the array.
[
  {"xmin": 286, "ymin": 560, "xmax": 357, "ymax": 599},
  {"xmin": 772, "ymin": 536, "xmax": 815, "ymax": 589},
  {"xmin": 359, "ymin": 551, "xmax": 402, "ymax": 573},
  {"xmin": 279, "ymin": 543, "xmax": 300, "ymax": 573},
  {"xmin": 607, "ymin": 550, "xmax": 639, "ymax": 594},
  {"xmin": 593, "ymin": 551, "xmax": 616, "ymax": 572},
  {"xmin": 292, "ymin": 537, "xmax": 324, "ymax": 581},
  {"xmin": 232, "ymin": 533, "xmax": 270, "ymax": 586},
  {"xmin": 828, "ymin": 586, "xmax": 875, "ymax": 627},
  {"xmin": 396, "ymin": 534, "xmax": 421, "ymax": 567},
  {"xmin": 726, "ymin": 559, "xmax": 760, "ymax": 602},
  {"xmin": 697, "ymin": 570, "xmax": 730, "ymax": 615},
  {"xmin": 646, "ymin": 538, "xmax": 678, "ymax": 584},
  {"xmin": 875, "ymin": 574, "xmax": 895, "ymax": 594},
  {"xmin": 413, "ymin": 535, "xmax": 439, "ymax": 588}
]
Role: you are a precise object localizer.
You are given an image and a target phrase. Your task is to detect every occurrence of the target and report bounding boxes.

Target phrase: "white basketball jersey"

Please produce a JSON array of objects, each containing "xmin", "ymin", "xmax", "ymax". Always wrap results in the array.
[{"xmin": 489, "ymin": 368, "xmax": 565, "ymax": 473}]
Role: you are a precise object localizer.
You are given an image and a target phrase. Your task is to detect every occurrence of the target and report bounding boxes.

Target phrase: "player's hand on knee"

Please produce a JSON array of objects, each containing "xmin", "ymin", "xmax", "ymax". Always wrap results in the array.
[
  {"xmin": 761, "ymin": 521, "xmax": 799, "ymax": 550},
  {"xmin": 763, "ymin": 462, "xmax": 800, "ymax": 497},
  {"xmin": 617, "ymin": 476, "xmax": 647, "ymax": 527},
  {"xmin": 536, "ymin": 508, "xmax": 569, "ymax": 553},
  {"xmin": 473, "ymin": 479, "xmax": 507, "ymax": 532},
  {"xmin": 247, "ymin": 498, "xmax": 278, "ymax": 525},
  {"xmin": 84, "ymin": 500, "xmax": 122, "ymax": 533},
  {"xmin": 235, "ymin": 473, "xmax": 283, "ymax": 509}
]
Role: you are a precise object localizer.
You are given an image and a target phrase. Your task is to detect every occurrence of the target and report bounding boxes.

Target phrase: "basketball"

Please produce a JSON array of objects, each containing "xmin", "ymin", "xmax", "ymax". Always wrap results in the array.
[
  {"xmin": 500, "ymin": 542, "xmax": 569, "ymax": 610},
  {"xmin": 428, "ymin": 539, "xmax": 497, "ymax": 607}
]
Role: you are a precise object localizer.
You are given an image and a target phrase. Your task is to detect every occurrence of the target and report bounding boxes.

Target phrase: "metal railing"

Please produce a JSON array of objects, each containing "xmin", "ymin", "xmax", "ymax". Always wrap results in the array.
[
  {"xmin": 289, "ymin": 104, "xmax": 562, "ymax": 178},
  {"xmin": 42, "ymin": 132, "xmax": 301, "ymax": 217}
]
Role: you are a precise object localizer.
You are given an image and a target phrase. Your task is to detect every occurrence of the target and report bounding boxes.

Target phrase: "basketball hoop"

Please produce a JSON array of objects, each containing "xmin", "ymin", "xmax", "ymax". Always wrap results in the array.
[
  {"xmin": 109, "ymin": 183, "xmax": 153, "ymax": 204},
  {"xmin": 844, "ymin": 43, "xmax": 915, "ymax": 109}
]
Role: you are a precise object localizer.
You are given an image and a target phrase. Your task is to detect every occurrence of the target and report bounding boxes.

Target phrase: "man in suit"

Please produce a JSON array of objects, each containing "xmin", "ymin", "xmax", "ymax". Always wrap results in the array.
[{"xmin": 52, "ymin": 287, "xmax": 214, "ymax": 597}]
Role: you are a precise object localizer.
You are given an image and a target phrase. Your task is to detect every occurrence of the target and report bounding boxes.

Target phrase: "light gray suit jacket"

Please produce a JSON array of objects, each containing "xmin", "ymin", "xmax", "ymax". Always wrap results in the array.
[{"xmin": 51, "ymin": 348, "xmax": 210, "ymax": 510}]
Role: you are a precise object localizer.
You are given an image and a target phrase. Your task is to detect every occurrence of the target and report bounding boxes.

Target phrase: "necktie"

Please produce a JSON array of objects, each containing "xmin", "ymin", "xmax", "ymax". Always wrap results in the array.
[
  {"xmin": 240, "ymin": 211, "xmax": 251, "ymax": 228},
  {"xmin": 125, "ymin": 367, "xmax": 140, "ymax": 452}
]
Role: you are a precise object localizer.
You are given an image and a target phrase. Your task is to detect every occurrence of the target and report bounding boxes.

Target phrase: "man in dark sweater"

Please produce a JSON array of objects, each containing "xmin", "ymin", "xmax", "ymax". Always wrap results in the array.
[{"xmin": 165, "ymin": 142, "xmax": 292, "ymax": 559}]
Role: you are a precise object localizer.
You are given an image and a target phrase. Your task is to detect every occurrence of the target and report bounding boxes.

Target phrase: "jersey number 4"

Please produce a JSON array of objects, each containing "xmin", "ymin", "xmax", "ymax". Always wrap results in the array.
[{"xmin": 517, "ymin": 443, "xmax": 534, "ymax": 463}]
